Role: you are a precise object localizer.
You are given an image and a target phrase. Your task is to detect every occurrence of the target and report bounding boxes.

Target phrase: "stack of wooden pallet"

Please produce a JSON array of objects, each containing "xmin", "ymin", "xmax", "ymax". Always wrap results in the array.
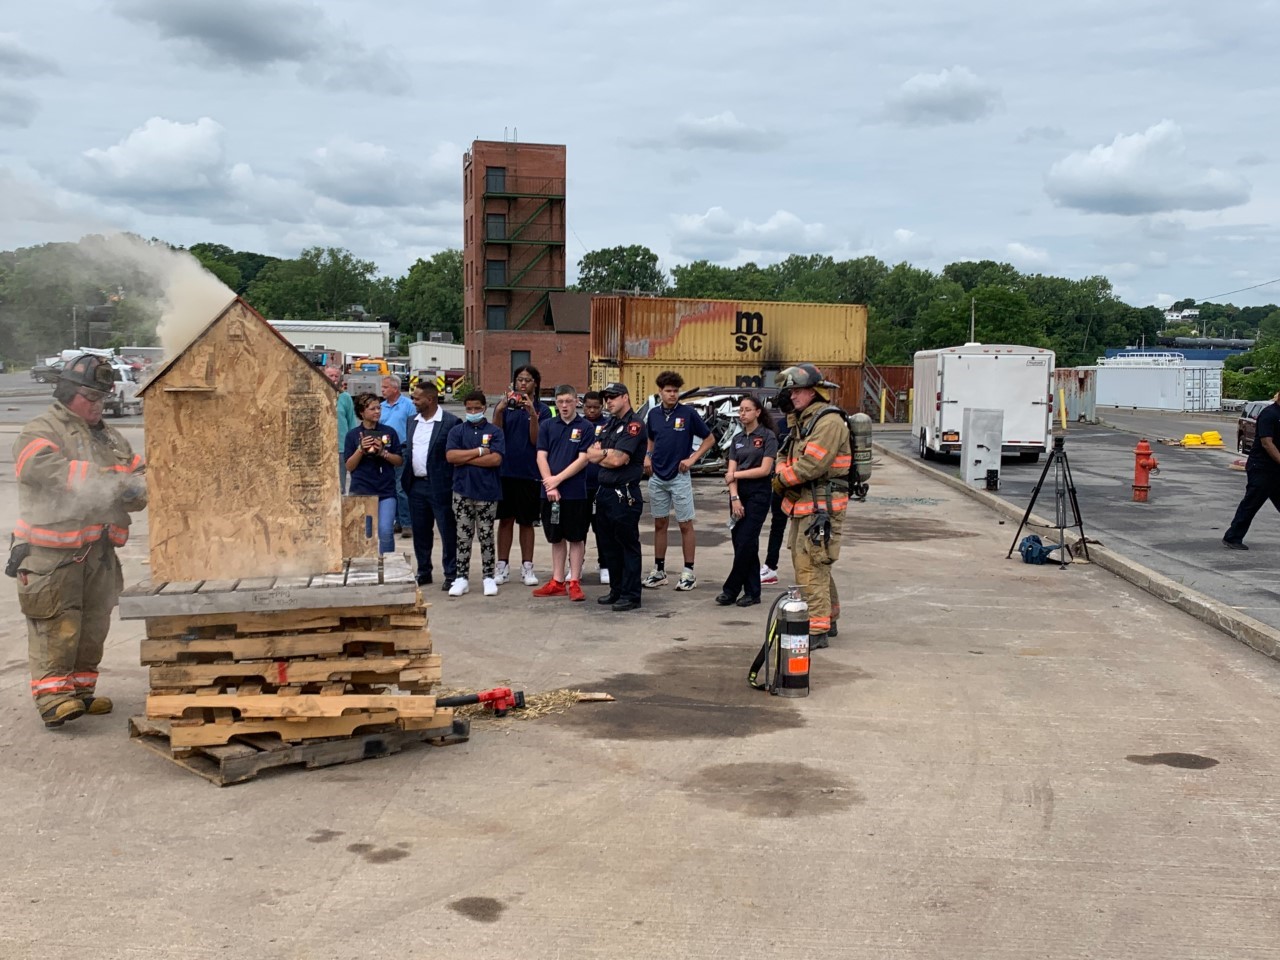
[{"xmin": 121, "ymin": 555, "xmax": 467, "ymax": 784}]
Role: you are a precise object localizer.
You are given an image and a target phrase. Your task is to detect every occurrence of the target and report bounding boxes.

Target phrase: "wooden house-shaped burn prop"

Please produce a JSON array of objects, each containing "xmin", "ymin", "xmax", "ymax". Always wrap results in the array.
[{"xmin": 139, "ymin": 297, "xmax": 375, "ymax": 583}]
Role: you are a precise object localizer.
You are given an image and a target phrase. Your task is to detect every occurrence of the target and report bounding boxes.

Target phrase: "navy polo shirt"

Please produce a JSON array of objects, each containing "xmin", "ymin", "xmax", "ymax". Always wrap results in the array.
[
  {"xmin": 646, "ymin": 402, "xmax": 710, "ymax": 481},
  {"xmin": 499, "ymin": 401, "xmax": 554, "ymax": 481},
  {"xmin": 583, "ymin": 415, "xmax": 609, "ymax": 490},
  {"xmin": 537, "ymin": 414, "xmax": 591, "ymax": 500},
  {"xmin": 446, "ymin": 419, "xmax": 505, "ymax": 502},
  {"xmin": 598, "ymin": 410, "xmax": 648, "ymax": 486},
  {"xmin": 344, "ymin": 426, "xmax": 402, "ymax": 500}
]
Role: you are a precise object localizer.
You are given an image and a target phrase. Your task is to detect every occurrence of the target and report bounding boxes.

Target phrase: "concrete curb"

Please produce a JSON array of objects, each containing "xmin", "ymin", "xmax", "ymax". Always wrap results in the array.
[{"xmin": 873, "ymin": 440, "xmax": 1280, "ymax": 662}]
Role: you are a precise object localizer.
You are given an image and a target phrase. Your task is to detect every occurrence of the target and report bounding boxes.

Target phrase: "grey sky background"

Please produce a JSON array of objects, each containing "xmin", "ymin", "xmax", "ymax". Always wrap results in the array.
[{"xmin": 1, "ymin": 0, "xmax": 1277, "ymax": 307}]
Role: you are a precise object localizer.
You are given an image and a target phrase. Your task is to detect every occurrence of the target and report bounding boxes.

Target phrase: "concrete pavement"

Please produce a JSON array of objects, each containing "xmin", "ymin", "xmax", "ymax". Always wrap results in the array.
[
  {"xmin": 884, "ymin": 418, "xmax": 1280, "ymax": 636},
  {"xmin": 2, "ymin": 432, "xmax": 1280, "ymax": 958}
]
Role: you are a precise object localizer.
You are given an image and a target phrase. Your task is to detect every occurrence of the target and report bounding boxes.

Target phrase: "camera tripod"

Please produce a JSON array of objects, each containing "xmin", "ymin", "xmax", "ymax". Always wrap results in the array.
[{"xmin": 1005, "ymin": 435, "xmax": 1089, "ymax": 569}]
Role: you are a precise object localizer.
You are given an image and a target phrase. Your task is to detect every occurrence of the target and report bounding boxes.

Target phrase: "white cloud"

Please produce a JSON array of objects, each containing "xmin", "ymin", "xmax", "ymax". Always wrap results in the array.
[
  {"xmin": 1017, "ymin": 125, "xmax": 1065, "ymax": 144},
  {"xmin": 1153, "ymin": 292, "xmax": 1176, "ymax": 308},
  {"xmin": 1044, "ymin": 120, "xmax": 1251, "ymax": 215},
  {"xmin": 1006, "ymin": 241, "xmax": 1049, "ymax": 267},
  {"xmin": 0, "ymin": 33, "xmax": 60, "ymax": 78},
  {"xmin": 670, "ymin": 207, "xmax": 832, "ymax": 262},
  {"xmin": 882, "ymin": 66, "xmax": 1001, "ymax": 127},
  {"xmin": 113, "ymin": 0, "xmax": 409, "ymax": 95},
  {"xmin": 671, "ymin": 112, "xmax": 773, "ymax": 152},
  {"xmin": 79, "ymin": 117, "xmax": 229, "ymax": 202},
  {"xmin": 304, "ymin": 139, "xmax": 459, "ymax": 208},
  {"xmin": 0, "ymin": 86, "xmax": 38, "ymax": 127}
]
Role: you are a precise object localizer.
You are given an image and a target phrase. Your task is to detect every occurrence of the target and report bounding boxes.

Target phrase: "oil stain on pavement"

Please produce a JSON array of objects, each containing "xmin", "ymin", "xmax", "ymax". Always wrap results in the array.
[
  {"xmin": 449, "ymin": 897, "xmax": 506, "ymax": 922},
  {"xmin": 346, "ymin": 842, "xmax": 410, "ymax": 863},
  {"xmin": 1126, "ymin": 752, "xmax": 1219, "ymax": 769},
  {"xmin": 553, "ymin": 644, "xmax": 870, "ymax": 741},
  {"xmin": 683, "ymin": 762, "xmax": 863, "ymax": 817}
]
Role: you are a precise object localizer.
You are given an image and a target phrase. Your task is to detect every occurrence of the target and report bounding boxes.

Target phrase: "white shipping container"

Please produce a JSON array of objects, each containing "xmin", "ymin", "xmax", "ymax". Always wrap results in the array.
[{"xmin": 1095, "ymin": 353, "xmax": 1223, "ymax": 412}]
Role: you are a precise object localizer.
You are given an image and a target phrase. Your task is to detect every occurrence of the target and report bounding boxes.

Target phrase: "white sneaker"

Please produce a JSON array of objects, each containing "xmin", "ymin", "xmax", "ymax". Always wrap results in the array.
[
  {"xmin": 675, "ymin": 570, "xmax": 697, "ymax": 592},
  {"xmin": 483, "ymin": 577, "xmax": 499, "ymax": 596},
  {"xmin": 494, "ymin": 561, "xmax": 510, "ymax": 585},
  {"xmin": 642, "ymin": 568, "xmax": 668, "ymax": 589},
  {"xmin": 759, "ymin": 566, "xmax": 779, "ymax": 585},
  {"xmin": 521, "ymin": 562, "xmax": 539, "ymax": 586},
  {"xmin": 447, "ymin": 577, "xmax": 469, "ymax": 597},
  {"xmin": 600, "ymin": 568, "xmax": 611, "ymax": 585}
]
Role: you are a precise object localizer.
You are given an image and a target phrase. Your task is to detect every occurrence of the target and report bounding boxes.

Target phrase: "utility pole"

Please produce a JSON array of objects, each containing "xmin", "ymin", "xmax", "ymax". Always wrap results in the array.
[
  {"xmin": 969, "ymin": 297, "xmax": 976, "ymax": 342},
  {"xmin": 72, "ymin": 306, "xmax": 78, "ymax": 348}
]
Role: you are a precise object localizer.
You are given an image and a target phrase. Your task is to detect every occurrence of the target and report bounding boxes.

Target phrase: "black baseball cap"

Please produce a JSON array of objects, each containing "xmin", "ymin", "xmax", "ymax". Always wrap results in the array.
[{"xmin": 601, "ymin": 382, "xmax": 629, "ymax": 398}]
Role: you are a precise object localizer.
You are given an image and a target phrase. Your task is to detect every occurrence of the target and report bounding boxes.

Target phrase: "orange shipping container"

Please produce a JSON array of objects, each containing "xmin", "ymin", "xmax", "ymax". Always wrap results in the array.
[{"xmin": 590, "ymin": 296, "xmax": 866, "ymax": 366}]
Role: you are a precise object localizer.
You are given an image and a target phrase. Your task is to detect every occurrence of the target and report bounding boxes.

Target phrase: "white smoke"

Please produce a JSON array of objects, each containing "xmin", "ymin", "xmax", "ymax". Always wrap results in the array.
[{"xmin": 0, "ymin": 169, "xmax": 235, "ymax": 359}]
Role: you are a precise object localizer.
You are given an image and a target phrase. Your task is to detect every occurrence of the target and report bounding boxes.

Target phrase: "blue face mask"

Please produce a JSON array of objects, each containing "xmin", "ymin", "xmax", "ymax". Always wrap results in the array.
[{"xmin": 464, "ymin": 412, "xmax": 485, "ymax": 424}]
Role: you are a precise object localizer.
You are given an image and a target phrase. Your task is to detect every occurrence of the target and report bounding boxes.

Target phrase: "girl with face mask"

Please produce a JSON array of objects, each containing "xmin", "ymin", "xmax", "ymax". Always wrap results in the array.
[{"xmin": 443, "ymin": 391, "xmax": 506, "ymax": 597}]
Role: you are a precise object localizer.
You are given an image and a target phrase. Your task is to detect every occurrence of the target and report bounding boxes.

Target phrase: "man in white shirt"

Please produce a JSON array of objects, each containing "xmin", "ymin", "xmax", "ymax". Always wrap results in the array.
[{"xmin": 402, "ymin": 382, "xmax": 460, "ymax": 588}]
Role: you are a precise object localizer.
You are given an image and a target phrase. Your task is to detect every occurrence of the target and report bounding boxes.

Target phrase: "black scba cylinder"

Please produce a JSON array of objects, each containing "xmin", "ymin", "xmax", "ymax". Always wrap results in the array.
[{"xmin": 775, "ymin": 593, "xmax": 810, "ymax": 698}]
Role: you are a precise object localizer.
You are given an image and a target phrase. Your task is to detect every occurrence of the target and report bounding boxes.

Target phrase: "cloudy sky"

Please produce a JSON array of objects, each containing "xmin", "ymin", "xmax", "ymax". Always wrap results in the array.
[{"xmin": 2, "ymin": 0, "xmax": 1277, "ymax": 307}]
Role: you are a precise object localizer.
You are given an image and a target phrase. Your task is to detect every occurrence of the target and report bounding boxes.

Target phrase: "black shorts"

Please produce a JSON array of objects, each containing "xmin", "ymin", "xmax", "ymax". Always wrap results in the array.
[
  {"xmin": 497, "ymin": 477, "xmax": 541, "ymax": 525},
  {"xmin": 540, "ymin": 498, "xmax": 591, "ymax": 543}
]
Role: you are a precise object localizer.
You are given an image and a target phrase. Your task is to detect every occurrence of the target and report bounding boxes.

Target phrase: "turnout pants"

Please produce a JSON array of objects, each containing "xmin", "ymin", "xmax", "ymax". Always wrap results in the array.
[
  {"xmin": 453, "ymin": 494, "xmax": 497, "ymax": 580},
  {"xmin": 788, "ymin": 509, "xmax": 845, "ymax": 636},
  {"xmin": 17, "ymin": 539, "xmax": 122, "ymax": 715}
]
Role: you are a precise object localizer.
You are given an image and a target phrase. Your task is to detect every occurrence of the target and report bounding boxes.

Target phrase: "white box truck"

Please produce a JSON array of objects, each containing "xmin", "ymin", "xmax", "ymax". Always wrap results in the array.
[{"xmin": 912, "ymin": 343, "xmax": 1055, "ymax": 462}]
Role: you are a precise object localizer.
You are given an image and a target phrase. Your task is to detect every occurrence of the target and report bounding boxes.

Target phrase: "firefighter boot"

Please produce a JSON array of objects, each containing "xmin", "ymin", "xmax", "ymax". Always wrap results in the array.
[
  {"xmin": 42, "ymin": 699, "xmax": 86, "ymax": 728},
  {"xmin": 82, "ymin": 695, "xmax": 114, "ymax": 715},
  {"xmin": 810, "ymin": 633, "xmax": 830, "ymax": 650}
]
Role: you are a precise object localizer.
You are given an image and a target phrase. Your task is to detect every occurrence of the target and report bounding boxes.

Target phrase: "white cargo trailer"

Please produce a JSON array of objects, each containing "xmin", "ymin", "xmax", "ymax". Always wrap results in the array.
[{"xmin": 912, "ymin": 343, "xmax": 1055, "ymax": 461}]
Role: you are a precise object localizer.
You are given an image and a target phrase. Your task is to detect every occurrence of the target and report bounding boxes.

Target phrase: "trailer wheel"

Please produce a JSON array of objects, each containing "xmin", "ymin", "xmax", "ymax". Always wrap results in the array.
[{"xmin": 919, "ymin": 431, "xmax": 934, "ymax": 461}]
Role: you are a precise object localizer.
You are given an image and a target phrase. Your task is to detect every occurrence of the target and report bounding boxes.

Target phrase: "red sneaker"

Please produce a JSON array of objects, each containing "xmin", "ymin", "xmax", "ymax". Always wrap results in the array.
[
  {"xmin": 566, "ymin": 579, "xmax": 586, "ymax": 601},
  {"xmin": 532, "ymin": 579, "xmax": 567, "ymax": 598}
]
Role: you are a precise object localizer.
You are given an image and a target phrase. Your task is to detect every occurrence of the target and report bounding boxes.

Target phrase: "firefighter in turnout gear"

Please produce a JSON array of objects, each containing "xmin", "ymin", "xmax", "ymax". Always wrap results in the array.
[
  {"xmin": 773, "ymin": 363, "xmax": 850, "ymax": 649},
  {"xmin": 10, "ymin": 354, "xmax": 147, "ymax": 728}
]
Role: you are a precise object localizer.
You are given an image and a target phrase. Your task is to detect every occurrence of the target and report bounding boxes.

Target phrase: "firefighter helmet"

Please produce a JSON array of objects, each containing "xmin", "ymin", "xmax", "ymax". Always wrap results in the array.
[
  {"xmin": 775, "ymin": 363, "xmax": 836, "ymax": 398},
  {"xmin": 58, "ymin": 354, "xmax": 116, "ymax": 394}
]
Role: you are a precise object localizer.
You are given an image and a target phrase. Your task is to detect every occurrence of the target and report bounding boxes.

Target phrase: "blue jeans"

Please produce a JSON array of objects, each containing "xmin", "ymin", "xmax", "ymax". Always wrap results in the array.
[
  {"xmin": 393, "ymin": 463, "xmax": 410, "ymax": 527},
  {"xmin": 377, "ymin": 497, "xmax": 397, "ymax": 553}
]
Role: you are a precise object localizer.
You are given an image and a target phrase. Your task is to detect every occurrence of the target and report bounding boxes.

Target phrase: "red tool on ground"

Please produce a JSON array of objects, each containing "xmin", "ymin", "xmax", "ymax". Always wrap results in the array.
[{"xmin": 434, "ymin": 687, "xmax": 526, "ymax": 717}]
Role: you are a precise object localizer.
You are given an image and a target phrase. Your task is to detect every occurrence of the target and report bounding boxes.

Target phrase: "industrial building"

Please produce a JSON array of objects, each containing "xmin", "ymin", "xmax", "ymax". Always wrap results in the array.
[
  {"xmin": 461, "ymin": 139, "xmax": 590, "ymax": 392},
  {"xmin": 267, "ymin": 319, "xmax": 390, "ymax": 361}
]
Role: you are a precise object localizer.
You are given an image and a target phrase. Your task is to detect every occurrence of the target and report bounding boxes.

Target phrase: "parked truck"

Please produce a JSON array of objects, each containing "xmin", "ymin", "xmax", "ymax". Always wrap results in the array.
[{"xmin": 912, "ymin": 343, "xmax": 1055, "ymax": 462}]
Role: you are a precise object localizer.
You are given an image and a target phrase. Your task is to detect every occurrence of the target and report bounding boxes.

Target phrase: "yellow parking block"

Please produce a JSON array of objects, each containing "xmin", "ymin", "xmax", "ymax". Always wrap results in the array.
[{"xmin": 1181, "ymin": 433, "xmax": 1203, "ymax": 446}]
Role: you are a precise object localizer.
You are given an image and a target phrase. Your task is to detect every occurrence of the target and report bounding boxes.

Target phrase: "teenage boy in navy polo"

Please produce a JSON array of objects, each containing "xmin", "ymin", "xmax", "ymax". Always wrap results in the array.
[
  {"xmin": 532, "ymin": 384, "xmax": 592, "ymax": 602},
  {"xmin": 642, "ymin": 370, "xmax": 715, "ymax": 591},
  {"xmin": 444, "ymin": 391, "xmax": 505, "ymax": 598},
  {"xmin": 494, "ymin": 365, "xmax": 554, "ymax": 587}
]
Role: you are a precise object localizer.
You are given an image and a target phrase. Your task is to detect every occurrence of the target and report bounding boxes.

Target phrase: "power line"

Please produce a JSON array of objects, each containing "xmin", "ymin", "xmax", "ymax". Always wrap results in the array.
[{"xmin": 1194, "ymin": 275, "xmax": 1280, "ymax": 303}]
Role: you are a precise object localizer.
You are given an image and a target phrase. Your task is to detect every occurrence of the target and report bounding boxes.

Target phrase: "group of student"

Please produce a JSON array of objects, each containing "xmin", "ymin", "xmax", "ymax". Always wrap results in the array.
[{"xmin": 330, "ymin": 363, "xmax": 790, "ymax": 611}]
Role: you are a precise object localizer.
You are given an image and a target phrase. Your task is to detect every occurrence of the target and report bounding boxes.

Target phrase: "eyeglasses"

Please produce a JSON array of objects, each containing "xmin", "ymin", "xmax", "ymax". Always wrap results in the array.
[{"xmin": 601, "ymin": 393, "xmax": 619, "ymax": 401}]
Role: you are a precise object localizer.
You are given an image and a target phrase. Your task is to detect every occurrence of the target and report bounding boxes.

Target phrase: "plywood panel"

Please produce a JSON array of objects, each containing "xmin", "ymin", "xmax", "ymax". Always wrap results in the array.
[
  {"xmin": 341, "ymin": 496, "xmax": 379, "ymax": 559},
  {"xmin": 144, "ymin": 299, "xmax": 343, "ymax": 582}
]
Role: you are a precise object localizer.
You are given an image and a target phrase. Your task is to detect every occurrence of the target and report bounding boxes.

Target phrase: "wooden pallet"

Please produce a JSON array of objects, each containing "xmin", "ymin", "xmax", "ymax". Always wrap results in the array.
[
  {"xmin": 163, "ymin": 708, "xmax": 455, "ymax": 748},
  {"xmin": 119, "ymin": 556, "xmax": 420, "ymax": 621},
  {"xmin": 142, "ymin": 606, "xmax": 427, "ymax": 640},
  {"xmin": 141, "ymin": 628, "xmax": 432, "ymax": 665},
  {"xmin": 148, "ymin": 691, "xmax": 439, "ymax": 721},
  {"xmin": 148, "ymin": 654, "xmax": 442, "ymax": 691},
  {"xmin": 129, "ymin": 714, "xmax": 469, "ymax": 785}
]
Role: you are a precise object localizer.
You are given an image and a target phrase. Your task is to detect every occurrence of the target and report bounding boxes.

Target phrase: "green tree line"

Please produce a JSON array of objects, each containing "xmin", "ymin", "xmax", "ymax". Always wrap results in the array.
[{"xmin": 3, "ymin": 236, "xmax": 1277, "ymax": 396}]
